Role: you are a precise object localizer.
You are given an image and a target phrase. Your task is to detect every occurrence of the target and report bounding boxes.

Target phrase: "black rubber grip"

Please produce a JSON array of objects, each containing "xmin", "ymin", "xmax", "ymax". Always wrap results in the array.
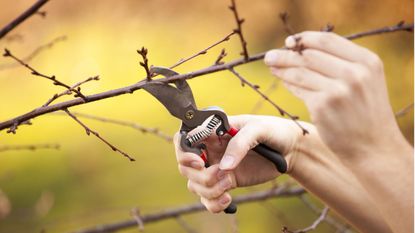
[
  {"xmin": 252, "ymin": 143, "xmax": 287, "ymax": 173},
  {"xmin": 224, "ymin": 202, "xmax": 237, "ymax": 214}
]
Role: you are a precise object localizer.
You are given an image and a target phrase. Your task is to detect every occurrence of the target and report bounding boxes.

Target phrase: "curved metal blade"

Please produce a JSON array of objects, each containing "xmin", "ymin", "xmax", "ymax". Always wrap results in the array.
[
  {"xmin": 143, "ymin": 81, "xmax": 196, "ymax": 120},
  {"xmin": 149, "ymin": 66, "xmax": 196, "ymax": 107}
]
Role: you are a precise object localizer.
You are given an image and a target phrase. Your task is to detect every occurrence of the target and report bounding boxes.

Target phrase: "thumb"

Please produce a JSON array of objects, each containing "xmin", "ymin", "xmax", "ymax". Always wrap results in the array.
[{"xmin": 219, "ymin": 123, "xmax": 263, "ymax": 170}]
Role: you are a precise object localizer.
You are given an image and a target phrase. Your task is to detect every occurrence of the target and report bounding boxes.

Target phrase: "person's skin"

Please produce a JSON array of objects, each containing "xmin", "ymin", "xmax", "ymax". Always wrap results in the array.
[
  {"xmin": 264, "ymin": 32, "xmax": 413, "ymax": 233},
  {"xmin": 174, "ymin": 32, "xmax": 413, "ymax": 233},
  {"xmin": 174, "ymin": 117, "xmax": 392, "ymax": 233}
]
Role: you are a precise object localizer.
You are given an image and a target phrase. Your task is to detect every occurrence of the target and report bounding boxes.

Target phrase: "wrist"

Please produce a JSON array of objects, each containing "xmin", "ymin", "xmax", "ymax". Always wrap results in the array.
[{"xmin": 284, "ymin": 122, "xmax": 328, "ymax": 176}]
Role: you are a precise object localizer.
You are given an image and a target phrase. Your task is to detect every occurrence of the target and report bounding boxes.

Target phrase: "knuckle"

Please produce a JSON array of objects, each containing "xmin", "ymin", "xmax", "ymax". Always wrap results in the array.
[
  {"xmin": 367, "ymin": 53, "xmax": 383, "ymax": 72},
  {"xmin": 206, "ymin": 187, "xmax": 223, "ymax": 199},
  {"xmin": 325, "ymin": 84, "xmax": 349, "ymax": 106},
  {"xmin": 347, "ymin": 65, "xmax": 369, "ymax": 91},
  {"xmin": 200, "ymin": 175, "xmax": 214, "ymax": 187}
]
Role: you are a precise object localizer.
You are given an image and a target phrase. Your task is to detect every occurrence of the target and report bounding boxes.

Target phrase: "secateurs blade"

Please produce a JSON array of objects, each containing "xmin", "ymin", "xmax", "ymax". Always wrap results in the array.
[{"xmin": 143, "ymin": 66, "xmax": 287, "ymax": 214}]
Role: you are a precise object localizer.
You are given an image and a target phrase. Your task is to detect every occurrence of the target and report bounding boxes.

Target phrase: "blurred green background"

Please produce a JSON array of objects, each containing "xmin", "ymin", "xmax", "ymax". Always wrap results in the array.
[{"xmin": 0, "ymin": 0, "xmax": 413, "ymax": 232}]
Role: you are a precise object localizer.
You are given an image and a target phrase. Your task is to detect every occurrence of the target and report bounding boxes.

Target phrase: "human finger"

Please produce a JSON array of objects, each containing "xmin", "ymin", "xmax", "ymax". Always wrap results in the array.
[
  {"xmin": 271, "ymin": 66, "xmax": 335, "ymax": 91},
  {"xmin": 178, "ymin": 164, "xmax": 222, "ymax": 187},
  {"xmin": 200, "ymin": 193, "xmax": 232, "ymax": 213},
  {"xmin": 187, "ymin": 173, "xmax": 234, "ymax": 199},
  {"xmin": 174, "ymin": 132, "xmax": 205, "ymax": 169},
  {"xmin": 264, "ymin": 48, "xmax": 356, "ymax": 80},
  {"xmin": 285, "ymin": 31, "xmax": 381, "ymax": 68}
]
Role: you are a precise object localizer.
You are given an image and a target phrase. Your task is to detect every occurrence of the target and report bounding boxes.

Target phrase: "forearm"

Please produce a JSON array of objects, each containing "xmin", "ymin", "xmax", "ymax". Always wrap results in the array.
[
  {"xmin": 336, "ymin": 131, "xmax": 414, "ymax": 233},
  {"xmin": 287, "ymin": 125, "xmax": 392, "ymax": 233}
]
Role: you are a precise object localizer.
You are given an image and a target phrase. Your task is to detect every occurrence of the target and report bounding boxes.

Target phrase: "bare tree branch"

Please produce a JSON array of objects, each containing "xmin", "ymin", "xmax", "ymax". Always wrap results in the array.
[
  {"xmin": 52, "ymin": 111, "xmax": 173, "ymax": 142},
  {"xmin": 3, "ymin": 34, "xmax": 24, "ymax": 43},
  {"xmin": 3, "ymin": 49, "xmax": 87, "ymax": 100},
  {"xmin": 251, "ymin": 79, "xmax": 279, "ymax": 113},
  {"xmin": 170, "ymin": 32, "xmax": 235, "ymax": 69},
  {"xmin": 299, "ymin": 195, "xmax": 352, "ymax": 233},
  {"xmin": 175, "ymin": 216, "xmax": 198, "ymax": 233},
  {"xmin": 214, "ymin": 48, "xmax": 228, "ymax": 66},
  {"xmin": 43, "ymin": 76, "xmax": 99, "ymax": 107},
  {"xmin": 229, "ymin": 0, "xmax": 249, "ymax": 60},
  {"xmin": 344, "ymin": 21, "xmax": 413, "ymax": 40},
  {"xmin": 64, "ymin": 109, "xmax": 135, "ymax": 161},
  {"xmin": 279, "ymin": 12, "xmax": 294, "ymax": 35},
  {"xmin": 282, "ymin": 206, "xmax": 329, "ymax": 233},
  {"xmin": 0, "ymin": 23, "xmax": 412, "ymax": 135},
  {"xmin": 0, "ymin": 35, "xmax": 67, "ymax": 71},
  {"xmin": 72, "ymin": 186, "xmax": 305, "ymax": 233},
  {"xmin": 0, "ymin": 0, "xmax": 50, "ymax": 39},
  {"xmin": 231, "ymin": 214, "xmax": 239, "ymax": 233},
  {"xmin": 0, "ymin": 144, "xmax": 59, "ymax": 152},
  {"xmin": 321, "ymin": 23, "xmax": 335, "ymax": 32},
  {"xmin": 395, "ymin": 102, "xmax": 414, "ymax": 118},
  {"xmin": 130, "ymin": 207, "xmax": 144, "ymax": 231},
  {"xmin": 228, "ymin": 67, "xmax": 308, "ymax": 134},
  {"xmin": 137, "ymin": 47, "xmax": 151, "ymax": 80}
]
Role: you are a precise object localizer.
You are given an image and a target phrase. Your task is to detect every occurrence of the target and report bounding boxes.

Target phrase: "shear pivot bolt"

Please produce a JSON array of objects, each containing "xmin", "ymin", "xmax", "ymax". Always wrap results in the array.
[{"xmin": 185, "ymin": 110, "xmax": 195, "ymax": 120}]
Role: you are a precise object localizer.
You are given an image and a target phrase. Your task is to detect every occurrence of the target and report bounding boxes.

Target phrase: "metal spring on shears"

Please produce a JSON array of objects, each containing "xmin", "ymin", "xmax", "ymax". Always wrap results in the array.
[{"xmin": 187, "ymin": 116, "xmax": 222, "ymax": 145}]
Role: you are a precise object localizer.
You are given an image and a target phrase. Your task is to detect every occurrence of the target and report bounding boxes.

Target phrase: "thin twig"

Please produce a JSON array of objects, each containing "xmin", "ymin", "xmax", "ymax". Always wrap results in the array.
[
  {"xmin": 3, "ymin": 49, "xmax": 87, "ymax": 100},
  {"xmin": 36, "ymin": 11, "xmax": 47, "ymax": 18},
  {"xmin": 0, "ymin": 23, "xmax": 412, "ymax": 133},
  {"xmin": 229, "ymin": 0, "xmax": 249, "ymax": 60},
  {"xmin": 299, "ymin": 195, "xmax": 351, "ymax": 233},
  {"xmin": 170, "ymin": 32, "xmax": 235, "ymax": 69},
  {"xmin": 6, "ymin": 120, "xmax": 32, "ymax": 134},
  {"xmin": 0, "ymin": 0, "xmax": 49, "ymax": 39},
  {"xmin": 0, "ymin": 35, "xmax": 67, "ymax": 71},
  {"xmin": 395, "ymin": 102, "xmax": 414, "ymax": 118},
  {"xmin": 72, "ymin": 186, "xmax": 305, "ymax": 233},
  {"xmin": 63, "ymin": 109, "xmax": 135, "ymax": 161},
  {"xmin": 137, "ymin": 47, "xmax": 151, "ymax": 80},
  {"xmin": 321, "ymin": 23, "xmax": 335, "ymax": 32},
  {"xmin": 175, "ymin": 216, "xmax": 198, "ymax": 233},
  {"xmin": 130, "ymin": 207, "xmax": 145, "ymax": 231},
  {"xmin": 3, "ymin": 34, "xmax": 24, "ymax": 43},
  {"xmin": 0, "ymin": 144, "xmax": 60, "ymax": 152},
  {"xmin": 43, "ymin": 76, "xmax": 99, "ymax": 107},
  {"xmin": 282, "ymin": 206, "xmax": 329, "ymax": 233},
  {"xmin": 251, "ymin": 79, "xmax": 279, "ymax": 113},
  {"xmin": 52, "ymin": 111, "xmax": 173, "ymax": 142},
  {"xmin": 214, "ymin": 48, "xmax": 228, "ymax": 66},
  {"xmin": 228, "ymin": 67, "xmax": 308, "ymax": 135},
  {"xmin": 230, "ymin": 214, "xmax": 239, "ymax": 233},
  {"xmin": 279, "ymin": 12, "xmax": 294, "ymax": 35},
  {"xmin": 344, "ymin": 21, "xmax": 413, "ymax": 40}
]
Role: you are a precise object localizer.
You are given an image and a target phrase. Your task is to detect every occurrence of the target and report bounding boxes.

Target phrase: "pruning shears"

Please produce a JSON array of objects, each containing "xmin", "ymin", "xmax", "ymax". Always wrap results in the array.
[{"xmin": 143, "ymin": 66, "xmax": 287, "ymax": 214}]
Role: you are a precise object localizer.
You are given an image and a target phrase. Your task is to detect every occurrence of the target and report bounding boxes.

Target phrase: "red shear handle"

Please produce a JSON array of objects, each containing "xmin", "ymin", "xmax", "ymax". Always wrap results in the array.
[{"xmin": 227, "ymin": 127, "xmax": 287, "ymax": 173}]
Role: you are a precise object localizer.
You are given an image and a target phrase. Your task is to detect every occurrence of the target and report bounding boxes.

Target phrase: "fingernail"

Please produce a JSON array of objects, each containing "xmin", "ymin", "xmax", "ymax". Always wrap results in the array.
[
  {"xmin": 220, "ymin": 195, "xmax": 230, "ymax": 205},
  {"xmin": 191, "ymin": 161, "xmax": 202, "ymax": 169},
  {"xmin": 264, "ymin": 51, "xmax": 277, "ymax": 66},
  {"xmin": 220, "ymin": 155, "xmax": 234, "ymax": 170},
  {"xmin": 285, "ymin": 35, "xmax": 296, "ymax": 48}
]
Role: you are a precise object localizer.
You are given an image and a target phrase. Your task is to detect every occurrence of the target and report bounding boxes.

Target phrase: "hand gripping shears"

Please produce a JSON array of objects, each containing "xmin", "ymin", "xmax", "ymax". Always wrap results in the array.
[{"xmin": 143, "ymin": 66, "xmax": 287, "ymax": 214}]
